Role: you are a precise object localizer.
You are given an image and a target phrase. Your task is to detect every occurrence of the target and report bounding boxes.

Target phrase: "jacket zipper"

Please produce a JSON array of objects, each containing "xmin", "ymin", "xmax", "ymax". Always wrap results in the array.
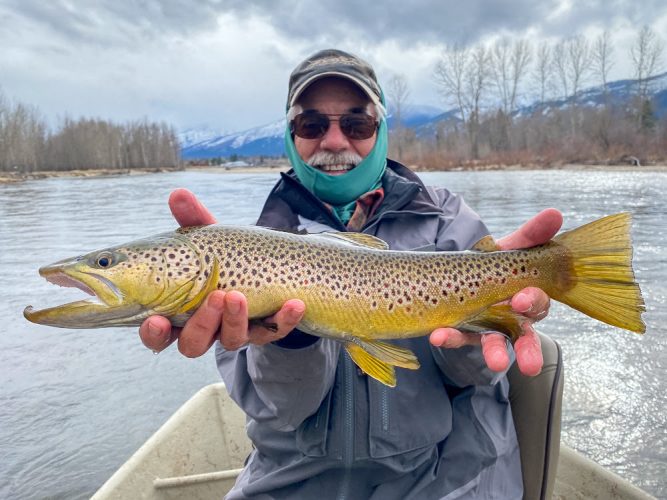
[
  {"xmin": 337, "ymin": 353, "xmax": 355, "ymax": 500},
  {"xmin": 381, "ymin": 385, "xmax": 390, "ymax": 431}
]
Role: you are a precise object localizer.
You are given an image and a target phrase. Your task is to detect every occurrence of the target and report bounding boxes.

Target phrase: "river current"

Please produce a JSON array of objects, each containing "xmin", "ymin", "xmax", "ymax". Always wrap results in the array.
[{"xmin": 0, "ymin": 169, "xmax": 665, "ymax": 498}]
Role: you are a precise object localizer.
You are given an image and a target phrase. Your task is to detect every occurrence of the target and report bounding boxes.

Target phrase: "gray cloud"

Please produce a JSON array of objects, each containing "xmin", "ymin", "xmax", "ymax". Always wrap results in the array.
[
  {"xmin": 4, "ymin": 0, "xmax": 222, "ymax": 46},
  {"xmin": 8, "ymin": 0, "xmax": 666, "ymax": 49},
  {"xmin": 1, "ymin": 0, "xmax": 666, "ymax": 131},
  {"xmin": 221, "ymin": 0, "xmax": 557, "ymax": 45},
  {"xmin": 220, "ymin": 0, "xmax": 666, "ymax": 46}
]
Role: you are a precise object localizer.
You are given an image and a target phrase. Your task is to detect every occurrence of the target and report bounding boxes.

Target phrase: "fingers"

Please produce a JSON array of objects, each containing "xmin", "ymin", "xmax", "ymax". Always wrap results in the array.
[
  {"xmin": 143, "ymin": 288, "xmax": 305, "ymax": 358},
  {"xmin": 430, "ymin": 328, "xmax": 511, "ymax": 372},
  {"xmin": 139, "ymin": 315, "xmax": 179, "ymax": 352},
  {"xmin": 514, "ymin": 323, "xmax": 543, "ymax": 376},
  {"xmin": 430, "ymin": 327, "xmax": 479, "ymax": 348},
  {"xmin": 511, "ymin": 287, "xmax": 550, "ymax": 320},
  {"xmin": 168, "ymin": 188, "xmax": 217, "ymax": 227},
  {"xmin": 177, "ymin": 290, "xmax": 226, "ymax": 357},
  {"xmin": 248, "ymin": 299, "xmax": 306, "ymax": 345},
  {"xmin": 219, "ymin": 291, "xmax": 250, "ymax": 350},
  {"xmin": 217, "ymin": 291, "xmax": 306, "ymax": 350},
  {"xmin": 480, "ymin": 333, "xmax": 511, "ymax": 372},
  {"xmin": 510, "ymin": 287, "xmax": 546, "ymax": 375},
  {"xmin": 496, "ymin": 208, "xmax": 563, "ymax": 250}
]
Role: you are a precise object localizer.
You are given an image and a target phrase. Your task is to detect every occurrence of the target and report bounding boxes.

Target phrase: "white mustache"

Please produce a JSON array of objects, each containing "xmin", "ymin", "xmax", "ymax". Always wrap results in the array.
[{"xmin": 307, "ymin": 152, "xmax": 363, "ymax": 167}]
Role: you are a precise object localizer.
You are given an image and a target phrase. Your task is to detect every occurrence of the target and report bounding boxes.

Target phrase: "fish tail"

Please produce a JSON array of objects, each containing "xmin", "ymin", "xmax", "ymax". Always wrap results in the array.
[{"xmin": 550, "ymin": 212, "xmax": 646, "ymax": 333}]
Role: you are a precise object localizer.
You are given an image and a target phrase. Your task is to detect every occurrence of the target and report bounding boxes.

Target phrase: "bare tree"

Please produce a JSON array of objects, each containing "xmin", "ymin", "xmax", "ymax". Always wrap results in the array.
[
  {"xmin": 551, "ymin": 35, "xmax": 591, "ymax": 137},
  {"xmin": 434, "ymin": 43, "xmax": 489, "ymax": 158},
  {"xmin": 589, "ymin": 30, "xmax": 615, "ymax": 151},
  {"xmin": 592, "ymin": 30, "xmax": 614, "ymax": 93},
  {"xmin": 386, "ymin": 73, "xmax": 411, "ymax": 160},
  {"xmin": 552, "ymin": 39, "xmax": 569, "ymax": 100},
  {"xmin": 533, "ymin": 41, "xmax": 553, "ymax": 105},
  {"xmin": 631, "ymin": 25, "xmax": 665, "ymax": 100},
  {"xmin": 488, "ymin": 37, "xmax": 532, "ymax": 151},
  {"xmin": 0, "ymin": 95, "xmax": 45, "ymax": 172},
  {"xmin": 490, "ymin": 37, "xmax": 532, "ymax": 115},
  {"xmin": 629, "ymin": 26, "xmax": 665, "ymax": 131},
  {"xmin": 567, "ymin": 35, "xmax": 591, "ymax": 101}
]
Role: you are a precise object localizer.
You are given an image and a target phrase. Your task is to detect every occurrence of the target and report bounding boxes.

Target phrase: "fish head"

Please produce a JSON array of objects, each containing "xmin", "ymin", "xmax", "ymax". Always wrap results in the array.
[{"xmin": 24, "ymin": 232, "xmax": 214, "ymax": 328}]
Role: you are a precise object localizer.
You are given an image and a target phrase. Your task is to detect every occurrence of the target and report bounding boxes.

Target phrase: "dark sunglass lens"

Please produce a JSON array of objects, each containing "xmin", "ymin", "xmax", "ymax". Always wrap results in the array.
[
  {"xmin": 340, "ymin": 114, "xmax": 377, "ymax": 140},
  {"xmin": 293, "ymin": 114, "xmax": 329, "ymax": 139}
]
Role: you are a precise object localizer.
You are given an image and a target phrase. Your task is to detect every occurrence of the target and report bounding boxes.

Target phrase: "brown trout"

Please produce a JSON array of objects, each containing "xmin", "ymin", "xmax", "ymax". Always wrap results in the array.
[{"xmin": 25, "ymin": 213, "xmax": 645, "ymax": 386}]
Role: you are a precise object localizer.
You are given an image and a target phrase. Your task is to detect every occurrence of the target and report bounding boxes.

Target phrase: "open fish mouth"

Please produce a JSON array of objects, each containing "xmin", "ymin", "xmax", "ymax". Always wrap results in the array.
[
  {"xmin": 41, "ymin": 270, "xmax": 123, "ymax": 304},
  {"xmin": 43, "ymin": 271, "xmax": 96, "ymax": 296},
  {"xmin": 24, "ymin": 268, "xmax": 142, "ymax": 328}
]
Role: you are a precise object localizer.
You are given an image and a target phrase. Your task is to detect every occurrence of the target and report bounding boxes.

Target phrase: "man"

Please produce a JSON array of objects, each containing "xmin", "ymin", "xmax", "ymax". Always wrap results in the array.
[{"xmin": 140, "ymin": 49, "xmax": 561, "ymax": 499}]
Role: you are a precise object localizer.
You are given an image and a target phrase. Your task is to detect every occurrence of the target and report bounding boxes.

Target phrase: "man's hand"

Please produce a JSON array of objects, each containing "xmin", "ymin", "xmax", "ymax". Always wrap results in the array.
[
  {"xmin": 139, "ymin": 189, "xmax": 305, "ymax": 357},
  {"xmin": 429, "ymin": 208, "xmax": 563, "ymax": 376}
]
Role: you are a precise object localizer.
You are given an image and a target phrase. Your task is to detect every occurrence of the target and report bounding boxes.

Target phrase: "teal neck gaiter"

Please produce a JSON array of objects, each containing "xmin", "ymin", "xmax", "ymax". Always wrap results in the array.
[{"xmin": 284, "ymin": 119, "xmax": 388, "ymax": 206}]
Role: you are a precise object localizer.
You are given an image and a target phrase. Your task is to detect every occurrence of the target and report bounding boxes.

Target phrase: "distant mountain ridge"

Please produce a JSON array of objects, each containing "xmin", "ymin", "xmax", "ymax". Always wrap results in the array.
[{"xmin": 180, "ymin": 72, "xmax": 667, "ymax": 159}]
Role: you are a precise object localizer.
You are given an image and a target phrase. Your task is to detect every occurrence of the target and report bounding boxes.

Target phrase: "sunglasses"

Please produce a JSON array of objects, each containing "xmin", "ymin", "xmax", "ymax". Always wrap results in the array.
[{"xmin": 290, "ymin": 112, "xmax": 378, "ymax": 140}]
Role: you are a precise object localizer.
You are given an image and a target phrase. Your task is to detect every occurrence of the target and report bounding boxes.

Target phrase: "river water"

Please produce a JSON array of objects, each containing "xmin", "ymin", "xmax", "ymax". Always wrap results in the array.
[{"xmin": 0, "ymin": 169, "xmax": 665, "ymax": 498}]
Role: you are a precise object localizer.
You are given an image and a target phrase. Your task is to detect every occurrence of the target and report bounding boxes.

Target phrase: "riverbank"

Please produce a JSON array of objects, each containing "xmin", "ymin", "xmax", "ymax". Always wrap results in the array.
[
  {"xmin": 0, "ymin": 167, "xmax": 185, "ymax": 184},
  {"xmin": 2, "ymin": 163, "xmax": 666, "ymax": 184}
]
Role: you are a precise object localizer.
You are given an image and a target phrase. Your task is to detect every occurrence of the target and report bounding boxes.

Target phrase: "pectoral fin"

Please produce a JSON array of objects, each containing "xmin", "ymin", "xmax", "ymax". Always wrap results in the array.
[{"xmin": 456, "ymin": 304, "xmax": 524, "ymax": 342}]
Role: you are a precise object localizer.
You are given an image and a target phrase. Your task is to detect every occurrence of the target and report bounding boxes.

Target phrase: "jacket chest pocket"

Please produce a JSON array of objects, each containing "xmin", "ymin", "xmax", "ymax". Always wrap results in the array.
[
  {"xmin": 295, "ymin": 387, "xmax": 334, "ymax": 457},
  {"xmin": 367, "ymin": 344, "xmax": 453, "ymax": 458}
]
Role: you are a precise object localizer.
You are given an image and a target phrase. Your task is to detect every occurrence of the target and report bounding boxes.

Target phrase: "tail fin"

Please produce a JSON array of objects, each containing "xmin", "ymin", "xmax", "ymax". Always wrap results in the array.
[{"xmin": 551, "ymin": 213, "xmax": 645, "ymax": 333}]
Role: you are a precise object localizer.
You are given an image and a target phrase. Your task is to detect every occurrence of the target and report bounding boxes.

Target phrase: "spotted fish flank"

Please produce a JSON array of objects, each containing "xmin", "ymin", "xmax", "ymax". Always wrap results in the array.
[{"xmin": 25, "ymin": 213, "xmax": 646, "ymax": 387}]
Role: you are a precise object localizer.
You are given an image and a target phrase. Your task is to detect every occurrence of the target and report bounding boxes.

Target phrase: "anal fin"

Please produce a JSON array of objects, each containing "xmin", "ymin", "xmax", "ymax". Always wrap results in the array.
[
  {"xmin": 344, "ymin": 339, "xmax": 420, "ymax": 388},
  {"xmin": 250, "ymin": 319, "xmax": 279, "ymax": 332},
  {"xmin": 353, "ymin": 339, "xmax": 420, "ymax": 369},
  {"xmin": 345, "ymin": 343, "xmax": 397, "ymax": 387},
  {"xmin": 456, "ymin": 304, "xmax": 524, "ymax": 342}
]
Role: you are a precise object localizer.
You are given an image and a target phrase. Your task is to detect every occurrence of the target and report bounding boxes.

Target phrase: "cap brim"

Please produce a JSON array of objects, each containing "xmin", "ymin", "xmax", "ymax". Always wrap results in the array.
[{"xmin": 289, "ymin": 71, "xmax": 381, "ymax": 108}]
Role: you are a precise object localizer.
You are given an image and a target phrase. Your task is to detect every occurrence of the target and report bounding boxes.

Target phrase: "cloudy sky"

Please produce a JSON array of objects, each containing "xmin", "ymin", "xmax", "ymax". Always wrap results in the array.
[{"xmin": 1, "ymin": 1, "xmax": 666, "ymax": 134}]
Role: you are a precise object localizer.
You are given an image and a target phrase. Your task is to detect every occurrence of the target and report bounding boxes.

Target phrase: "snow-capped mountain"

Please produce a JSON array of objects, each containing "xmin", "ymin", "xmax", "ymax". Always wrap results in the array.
[
  {"xmin": 516, "ymin": 71, "xmax": 667, "ymax": 117},
  {"xmin": 180, "ymin": 72, "xmax": 667, "ymax": 159},
  {"xmin": 179, "ymin": 105, "xmax": 446, "ymax": 159},
  {"xmin": 180, "ymin": 120, "xmax": 286, "ymax": 159}
]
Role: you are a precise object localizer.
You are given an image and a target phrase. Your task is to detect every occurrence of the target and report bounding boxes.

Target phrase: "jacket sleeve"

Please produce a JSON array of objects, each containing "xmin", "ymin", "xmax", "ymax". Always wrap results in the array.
[
  {"xmin": 215, "ymin": 339, "xmax": 340, "ymax": 431},
  {"xmin": 426, "ymin": 186, "xmax": 513, "ymax": 386}
]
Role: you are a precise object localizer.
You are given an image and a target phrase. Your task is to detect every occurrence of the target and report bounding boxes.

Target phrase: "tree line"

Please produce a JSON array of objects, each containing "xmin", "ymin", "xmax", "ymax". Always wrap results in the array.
[
  {"xmin": 388, "ymin": 26, "xmax": 666, "ymax": 167},
  {"xmin": 0, "ymin": 91, "xmax": 181, "ymax": 173}
]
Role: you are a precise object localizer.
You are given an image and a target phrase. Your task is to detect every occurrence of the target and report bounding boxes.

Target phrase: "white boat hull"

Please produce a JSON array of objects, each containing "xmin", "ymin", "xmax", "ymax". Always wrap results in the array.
[{"xmin": 92, "ymin": 383, "xmax": 655, "ymax": 500}]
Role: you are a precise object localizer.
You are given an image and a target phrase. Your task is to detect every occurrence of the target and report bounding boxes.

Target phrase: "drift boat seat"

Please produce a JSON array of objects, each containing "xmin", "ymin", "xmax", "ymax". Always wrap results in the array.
[{"xmin": 508, "ymin": 332, "xmax": 564, "ymax": 500}]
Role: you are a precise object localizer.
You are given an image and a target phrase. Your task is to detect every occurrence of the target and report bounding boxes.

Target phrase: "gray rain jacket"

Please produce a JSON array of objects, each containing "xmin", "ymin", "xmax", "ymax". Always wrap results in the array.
[{"xmin": 217, "ymin": 161, "xmax": 522, "ymax": 499}]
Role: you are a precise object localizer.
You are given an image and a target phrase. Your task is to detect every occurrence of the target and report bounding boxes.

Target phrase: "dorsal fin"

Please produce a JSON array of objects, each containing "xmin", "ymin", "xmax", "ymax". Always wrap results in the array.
[
  {"xmin": 471, "ymin": 235, "xmax": 501, "ymax": 252},
  {"xmin": 315, "ymin": 232, "xmax": 389, "ymax": 250}
]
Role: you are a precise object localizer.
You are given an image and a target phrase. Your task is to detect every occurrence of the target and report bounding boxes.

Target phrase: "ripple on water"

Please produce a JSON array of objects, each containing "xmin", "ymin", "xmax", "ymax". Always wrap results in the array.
[{"xmin": 1, "ymin": 170, "xmax": 665, "ymax": 498}]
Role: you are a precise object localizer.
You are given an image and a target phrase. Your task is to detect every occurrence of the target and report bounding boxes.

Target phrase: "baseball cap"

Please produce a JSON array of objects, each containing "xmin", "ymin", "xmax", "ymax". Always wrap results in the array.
[{"xmin": 287, "ymin": 49, "xmax": 382, "ymax": 108}]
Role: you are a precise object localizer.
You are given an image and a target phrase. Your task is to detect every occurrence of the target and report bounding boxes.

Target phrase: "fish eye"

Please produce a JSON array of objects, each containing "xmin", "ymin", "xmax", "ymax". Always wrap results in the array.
[{"xmin": 96, "ymin": 252, "xmax": 114, "ymax": 268}]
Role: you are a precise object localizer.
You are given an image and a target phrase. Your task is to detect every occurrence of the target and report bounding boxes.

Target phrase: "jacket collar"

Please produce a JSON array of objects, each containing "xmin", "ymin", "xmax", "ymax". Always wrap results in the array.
[{"xmin": 257, "ymin": 159, "xmax": 441, "ymax": 231}]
